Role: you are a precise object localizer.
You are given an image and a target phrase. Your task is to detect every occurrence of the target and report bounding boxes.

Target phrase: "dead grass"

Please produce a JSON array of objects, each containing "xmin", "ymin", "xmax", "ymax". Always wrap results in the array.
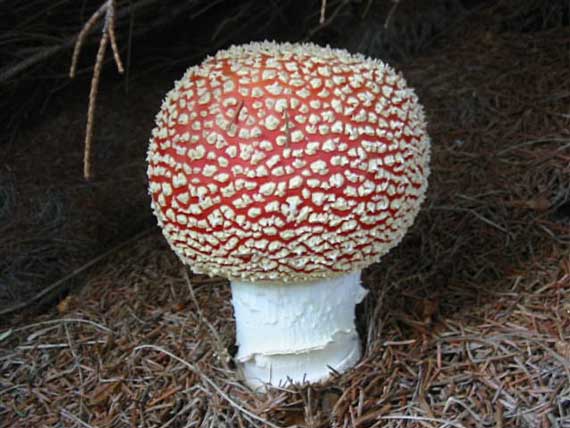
[{"xmin": 1, "ymin": 1, "xmax": 570, "ymax": 427}]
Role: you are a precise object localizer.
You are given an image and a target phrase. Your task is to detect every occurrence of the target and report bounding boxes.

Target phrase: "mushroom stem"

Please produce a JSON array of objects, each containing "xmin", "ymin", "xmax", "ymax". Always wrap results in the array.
[{"xmin": 231, "ymin": 272, "xmax": 368, "ymax": 389}]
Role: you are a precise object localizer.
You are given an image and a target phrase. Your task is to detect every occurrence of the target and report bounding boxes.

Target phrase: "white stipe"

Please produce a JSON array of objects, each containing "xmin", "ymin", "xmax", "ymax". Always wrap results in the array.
[{"xmin": 231, "ymin": 272, "xmax": 368, "ymax": 389}]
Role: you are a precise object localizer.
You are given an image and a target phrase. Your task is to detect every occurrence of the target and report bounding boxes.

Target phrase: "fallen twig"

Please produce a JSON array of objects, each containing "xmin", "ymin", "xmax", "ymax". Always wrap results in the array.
[{"xmin": 70, "ymin": 0, "xmax": 124, "ymax": 181}]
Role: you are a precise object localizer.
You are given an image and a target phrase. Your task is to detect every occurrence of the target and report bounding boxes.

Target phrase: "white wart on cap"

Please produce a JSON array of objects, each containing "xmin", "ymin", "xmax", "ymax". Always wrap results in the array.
[{"xmin": 147, "ymin": 41, "xmax": 430, "ymax": 388}]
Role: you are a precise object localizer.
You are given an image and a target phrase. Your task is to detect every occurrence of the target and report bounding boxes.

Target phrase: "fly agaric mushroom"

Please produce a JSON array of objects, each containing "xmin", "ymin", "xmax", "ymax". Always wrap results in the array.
[{"xmin": 147, "ymin": 42, "xmax": 430, "ymax": 388}]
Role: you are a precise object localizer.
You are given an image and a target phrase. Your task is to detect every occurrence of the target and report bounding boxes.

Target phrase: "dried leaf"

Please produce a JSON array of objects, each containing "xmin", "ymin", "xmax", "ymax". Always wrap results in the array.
[{"xmin": 57, "ymin": 295, "xmax": 76, "ymax": 314}]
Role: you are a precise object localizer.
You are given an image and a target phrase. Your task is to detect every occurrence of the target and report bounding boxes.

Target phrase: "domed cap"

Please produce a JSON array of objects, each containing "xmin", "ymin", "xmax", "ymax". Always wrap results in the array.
[{"xmin": 147, "ymin": 41, "xmax": 430, "ymax": 283}]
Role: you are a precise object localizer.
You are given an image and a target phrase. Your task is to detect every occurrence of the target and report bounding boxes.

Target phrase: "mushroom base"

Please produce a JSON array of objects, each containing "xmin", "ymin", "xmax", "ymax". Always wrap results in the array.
[{"xmin": 230, "ymin": 272, "xmax": 368, "ymax": 389}]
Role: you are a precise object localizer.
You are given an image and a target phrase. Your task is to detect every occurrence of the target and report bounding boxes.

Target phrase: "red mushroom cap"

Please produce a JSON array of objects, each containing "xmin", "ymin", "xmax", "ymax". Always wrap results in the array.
[{"xmin": 147, "ymin": 42, "xmax": 430, "ymax": 283}]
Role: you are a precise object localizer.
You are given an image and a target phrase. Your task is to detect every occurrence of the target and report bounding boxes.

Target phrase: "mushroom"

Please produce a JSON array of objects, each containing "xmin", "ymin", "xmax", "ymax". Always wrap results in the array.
[{"xmin": 147, "ymin": 42, "xmax": 430, "ymax": 389}]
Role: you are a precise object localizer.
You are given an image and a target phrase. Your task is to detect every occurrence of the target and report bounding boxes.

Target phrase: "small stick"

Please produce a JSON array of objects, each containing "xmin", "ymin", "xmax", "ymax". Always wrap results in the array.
[
  {"xmin": 320, "ymin": 0, "xmax": 327, "ymax": 24},
  {"xmin": 384, "ymin": 0, "xmax": 401, "ymax": 29},
  {"xmin": 306, "ymin": 0, "xmax": 350, "ymax": 39},
  {"xmin": 69, "ymin": 0, "xmax": 125, "ymax": 180},
  {"xmin": 84, "ymin": 29, "xmax": 109, "ymax": 180},
  {"xmin": 10, "ymin": 318, "xmax": 113, "ymax": 334},
  {"xmin": 107, "ymin": 0, "xmax": 125, "ymax": 74},
  {"xmin": 0, "ymin": 0, "xmax": 173, "ymax": 84},
  {"xmin": 69, "ymin": 3, "xmax": 108, "ymax": 79},
  {"xmin": 60, "ymin": 409, "xmax": 95, "ymax": 428}
]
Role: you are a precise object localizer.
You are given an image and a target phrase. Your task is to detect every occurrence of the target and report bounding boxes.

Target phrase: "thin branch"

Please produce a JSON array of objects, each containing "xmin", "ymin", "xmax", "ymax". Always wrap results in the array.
[
  {"xmin": 0, "ymin": 44, "xmax": 67, "ymax": 84},
  {"xmin": 70, "ymin": 0, "xmax": 125, "ymax": 180},
  {"xmin": 107, "ymin": 0, "xmax": 125, "ymax": 74},
  {"xmin": 305, "ymin": 0, "xmax": 350, "ymax": 39},
  {"xmin": 384, "ymin": 0, "xmax": 402, "ymax": 29},
  {"xmin": 320, "ymin": 0, "xmax": 327, "ymax": 24},
  {"xmin": 69, "ymin": 2, "xmax": 107, "ymax": 79},
  {"xmin": 9, "ymin": 318, "xmax": 113, "ymax": 334},
  {"xmin": 0, "ymin": 0, "xmax": 158, "ymax": 84},
  {"xmin": 83, "ymin": 27, "xmax": 108, "ymax": 180}
]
